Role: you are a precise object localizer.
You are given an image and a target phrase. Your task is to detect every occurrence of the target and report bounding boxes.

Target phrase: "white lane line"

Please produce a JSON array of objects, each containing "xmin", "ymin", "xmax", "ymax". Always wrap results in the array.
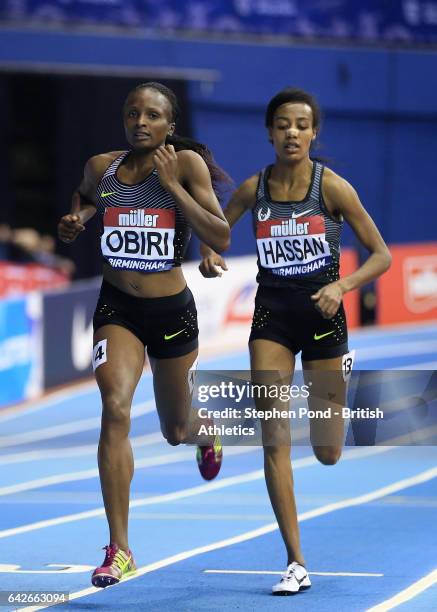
[
  {"xmin": 20, "ymin": 463, "xmax": 437, "ymax": 612},
  {"xmin": 0, "ymin": 422, "xmax": 309, "ymax": 465},
  {"xmin": 2, "ymin": 343, "xmax": 435, "ymax": 448},
  {"xmin": 367, "ymin": 568, "xmax": 437, "ymax": 611},
  {"xmin": 0, "ymin": 445, "xmax": 392, "ymax": 539},
  {"xmin": 294, "ymin": 465, "xmax": 437, "ymax": 521},
  {"xmin": 0, "ymin": 380, "xmax": 98, "ymax": 424},
  {"xmin": 0, "ymin": 446, "xmax": 257, "ymax": 497},
  {"xmin": 0, "ymin": 414, "xmax": 418, "ymax": 491},
  {"xmin": 375, "ymin": 495, "xmax": 437, "ymax": 508},
  {"xmin": 350, "ymin": 321, "xmax": 437, "ymax": 337},
  {"xmin": 0, "ymin": 344, "xmax": 249, "ymax": 424},
  {"xmin": 204, "ymin": 569, "xmax": 384, "ymax": 577},
  {"xmin": 0, "ymin": 432, "xmax": 164, "ymax": 465},
  {"xmin": 0, "ymin": 466, "xmax": 267, "ymax": 540},
  {"xmin": 0, "ymin": 424, "xmax": 395, "ymax": 496},
  {"xmin": 2, "ymin": 326, "xmax": 435, "ymax": 426},
  {"xmin": 357, "ymin": 340, "xmax": 437, "ymax": 361},
  {"xmin": 0, "ymin": 452, "xmax": 189, "ymax": 496},
  {"xmin": 0, "ymin": 563, "xmax": 94, "ymax": 574},
  {"xmin": 129, "ymin": 512, "xmax": 273, "ymax": 521},
  {"xmin": 399, "ymin": 361, "xmax": 437, "ymax": 370},
  {"xmin": 2, "ymin": 400, "xmax": 431, "ymax": 465},
  {"xmin": 0, "ymin": 400, "xmax": 155, "ymax": 448},
  {"xmin": 2, "ymin": 380, "xmax": 430, "ymax": 465}
]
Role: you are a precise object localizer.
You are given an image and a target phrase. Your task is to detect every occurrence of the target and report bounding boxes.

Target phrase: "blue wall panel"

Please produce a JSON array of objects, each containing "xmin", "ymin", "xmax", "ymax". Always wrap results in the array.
[
  {"xmin": 387, "ymin": 121, "xmax": 436, "ymax": 242},
  {"xmin": 320, "ymin": 116, "xmax": 390, "ymax": 248},
  {"xmin": 190, "ymin": 107, "xmax": 268, "ymax": 257},
  {"xmin": 393, "ymin": 51, "xmax": 437, "ymax": 114},
  {"xmin": 1, "ymin": 29, "xmax": 436, "ymax": 250},
  {"xmin": 191, "ymin": 107, "xmax": 271, "ymax": 183},
  {"xmin": 0, "ymin": 30, "xmax": 391, "ymax": 111},
  {"xmin": 191, "ymin": 45, "xmax": 391, "ymax": 112}
]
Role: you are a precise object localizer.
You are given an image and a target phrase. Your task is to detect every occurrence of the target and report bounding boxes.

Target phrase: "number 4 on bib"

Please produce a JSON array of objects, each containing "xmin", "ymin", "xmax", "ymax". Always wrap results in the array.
[{"xmin": 93, "ymin": 339, "xmax": 107, "ymax": 371}]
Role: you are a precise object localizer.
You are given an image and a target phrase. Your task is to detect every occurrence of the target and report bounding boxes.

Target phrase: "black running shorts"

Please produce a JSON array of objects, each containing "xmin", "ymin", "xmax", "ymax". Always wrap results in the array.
[
  {"xmin": 93, "ymin": 280, "xmax": 198, "ymax": 359},
  {"xmin": 249, "ymin": 284, "xmax": 348, "ymax": 361}
]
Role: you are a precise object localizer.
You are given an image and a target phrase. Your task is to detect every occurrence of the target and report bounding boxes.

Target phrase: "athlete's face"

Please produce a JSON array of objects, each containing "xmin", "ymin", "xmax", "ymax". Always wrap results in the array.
[
  {"xmin": 269, "ymin": 103, "xmax": 317, "ymax": 163},
  {"xmin": 123, "ymin": 88, "xmax": 175, "ymax": 151}
]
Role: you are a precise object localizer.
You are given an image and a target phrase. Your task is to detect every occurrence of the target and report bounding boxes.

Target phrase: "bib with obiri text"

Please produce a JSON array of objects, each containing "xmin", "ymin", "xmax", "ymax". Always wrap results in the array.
[{"xmin": 101, "ymin": 207, "xmax": 176, "ymax": 273}]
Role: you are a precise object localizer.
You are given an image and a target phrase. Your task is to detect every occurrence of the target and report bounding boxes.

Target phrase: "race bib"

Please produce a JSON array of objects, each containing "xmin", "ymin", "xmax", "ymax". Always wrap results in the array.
[
  {"xmin": 342, "ymin": 350, "xmax": 356, "ymax": 382},
  {"xmin": 256, "ymin": 214, "xmax": 332, "ymax": 277},
  {"xmin": 93, "ymin": 339, "xmax": 107, "ymax": 371},
  {"xmin": 101, "ymin": 208, "xmax": 175, "ymax": 273}
]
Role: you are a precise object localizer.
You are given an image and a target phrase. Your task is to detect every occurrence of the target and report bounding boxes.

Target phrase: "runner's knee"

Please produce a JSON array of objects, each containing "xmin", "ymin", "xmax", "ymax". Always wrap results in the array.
[
  {"xmin": 101, "ymin": 394, "xmax": 132, "ymax": 436},
  {"xmin": 163, "ymin": 424, "xmax": 187, "ymax": 446},
  {"xmin": 313, "ymin": 445, "xmax": 342, "ymax": 465}
]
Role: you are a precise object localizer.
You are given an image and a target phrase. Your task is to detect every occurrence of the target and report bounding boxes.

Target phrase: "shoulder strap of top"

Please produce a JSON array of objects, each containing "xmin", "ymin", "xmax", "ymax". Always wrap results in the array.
[
  {"xmin": 308, "ymin": 161, "xmax": 324, "ymax": 202},
  {"xmin": 256, "ymin": 166, "xmax": 269, "ymax": 201},
  {"xmin": 101, "ymin": 151, "xmax": 129, "ymax": 180}
]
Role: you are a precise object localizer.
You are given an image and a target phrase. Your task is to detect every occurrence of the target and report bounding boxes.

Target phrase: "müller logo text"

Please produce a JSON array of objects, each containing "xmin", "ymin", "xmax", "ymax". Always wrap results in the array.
[
  {"xmin": 270, "ymin": 219, "xmax": 310, "ymax": 237},
  {"xmin": 118, "ymin": 210, "xmax": 159, "ymax": 227}
]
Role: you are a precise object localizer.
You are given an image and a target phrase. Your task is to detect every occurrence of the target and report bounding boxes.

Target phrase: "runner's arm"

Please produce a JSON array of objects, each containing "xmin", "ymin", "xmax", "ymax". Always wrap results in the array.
[
  {"xmin": 323, "ymin": 173, "xmax": 391, "ymax": 293},
  {"xmin": 154, "ymin": 147, "xmax": 230, "ymax": 253},
  {"xmin": 311, "ymin": 172, "xmax": 391, "ymax": 319},
  {"xmin": 58, "ymin": 156, "xmax": 102, "ymax": 243},
  {"xmin": 199, "ymin": 175, "xmax": 258, "ymax": 277}
]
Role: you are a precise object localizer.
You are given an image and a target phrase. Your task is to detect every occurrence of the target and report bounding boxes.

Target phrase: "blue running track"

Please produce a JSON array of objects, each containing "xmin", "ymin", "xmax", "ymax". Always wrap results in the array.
[{"xmin": 0, "ymin": 322, "xmax": 436, "ymax": 611}]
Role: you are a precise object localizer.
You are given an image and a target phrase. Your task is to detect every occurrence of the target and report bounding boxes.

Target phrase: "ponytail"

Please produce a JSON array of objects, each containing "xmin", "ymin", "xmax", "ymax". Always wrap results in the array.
[{"xmin": 166, "ymin": 134, "xmax": 233, "ymax": 202}]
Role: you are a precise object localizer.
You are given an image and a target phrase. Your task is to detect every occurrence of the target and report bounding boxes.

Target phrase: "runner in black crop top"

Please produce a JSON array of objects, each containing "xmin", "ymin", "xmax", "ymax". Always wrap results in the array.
[
  {"xmin": 200, "ymin": 87, "xmax": 391, "ymax": 595},
  {"xmin": 57, "ymin": 82, "xmax": 231, "ymax": 588},
  {"xmin": 95, "ymin": 150, "xmax": 192, "ymax": 273}
]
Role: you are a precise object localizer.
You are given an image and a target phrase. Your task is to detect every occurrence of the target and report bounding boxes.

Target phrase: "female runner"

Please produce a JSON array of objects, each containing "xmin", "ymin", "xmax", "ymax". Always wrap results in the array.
[
  {"xmin": 200, "ymin": 87, "xmax": 391, "ymax": 595},
  {"xmin": 58, "ymin": 82, "xmax": 230, "ymax": 587}
]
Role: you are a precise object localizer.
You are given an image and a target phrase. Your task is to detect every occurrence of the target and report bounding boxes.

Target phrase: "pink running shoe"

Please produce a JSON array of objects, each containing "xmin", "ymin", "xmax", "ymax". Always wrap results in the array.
[
  {"xmin": 196, "ymin": 435, "xmax": 223, "ymax": 480},
  {"xmin": 91, "ymin": 544, "xmax": 136, "ymax": 588}
]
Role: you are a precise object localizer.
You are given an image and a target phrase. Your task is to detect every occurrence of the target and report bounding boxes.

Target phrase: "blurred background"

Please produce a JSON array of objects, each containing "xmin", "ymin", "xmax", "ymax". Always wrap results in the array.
[{"xmin": 1, "ymin": 0, "xmax": 436, "ymax": 406}]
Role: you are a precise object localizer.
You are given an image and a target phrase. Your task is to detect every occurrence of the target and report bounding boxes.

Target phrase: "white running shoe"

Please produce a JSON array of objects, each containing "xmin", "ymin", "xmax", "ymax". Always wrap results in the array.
[{"xmin": 272, "ymin": 561, "xmax": 311, "ymax": 595}]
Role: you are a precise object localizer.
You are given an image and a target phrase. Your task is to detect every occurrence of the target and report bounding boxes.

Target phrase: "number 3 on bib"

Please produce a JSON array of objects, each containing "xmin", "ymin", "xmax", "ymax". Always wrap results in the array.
[{"xmin": 342, "ymin": 350, "xmax": 355, "ymax": 382}]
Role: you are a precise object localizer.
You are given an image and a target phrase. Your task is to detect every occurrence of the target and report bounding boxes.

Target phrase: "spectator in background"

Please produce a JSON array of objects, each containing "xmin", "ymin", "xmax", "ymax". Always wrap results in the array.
[
  {"xmin": 32, "ymin": 232, "xmax": 75, "ymax": 276},
  {"xmin": 0, "ymin": 224, "xmax": 12, "ymax": 259},
  {"xmin": 0, "ymin": 224, "xmax": 74, "ymax": 276}
]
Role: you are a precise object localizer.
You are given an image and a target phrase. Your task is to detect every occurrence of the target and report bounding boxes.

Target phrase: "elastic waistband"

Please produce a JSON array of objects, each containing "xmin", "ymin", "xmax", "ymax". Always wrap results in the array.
[
  {"xmin": 257, "ymin": 277, "xmax": 325, "ymax": 293},
  {"xmin": 100, "ymin": 279, "xmax": 194, "ymax": 311},
  {"xmin": 256, "ymin": 283, "xmax": 312, "ymax": 300}
]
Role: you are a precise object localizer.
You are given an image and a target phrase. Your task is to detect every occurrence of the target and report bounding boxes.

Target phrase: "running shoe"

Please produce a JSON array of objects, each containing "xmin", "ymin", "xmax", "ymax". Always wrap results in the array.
[
  {"xmin": 272, "ymin": 561, "xmax": 311, "ymax": 595},
  {"xmin": 196, "ymin": 435, "xmax": 223, "ymax": 480},
  {"xmin": 91, "ymin": 544, "xmax": 136, "ymax": 588}
]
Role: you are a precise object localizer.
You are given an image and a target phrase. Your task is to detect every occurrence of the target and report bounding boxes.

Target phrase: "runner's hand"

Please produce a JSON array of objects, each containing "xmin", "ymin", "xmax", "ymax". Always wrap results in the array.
[
  {"xmin": 57, "ymin": 214, "xmax": 85, "ymax": 243},
  {"xmin": 153, "ymin": 145, "xmax": 179, "ymax": 190},
  {"xmin": 311, "ymin": 281, "xmax": 344, "ymax": 319},
  {"xmin": 199, "ymin": 254, "xmax": 228, "ymax": 278}
]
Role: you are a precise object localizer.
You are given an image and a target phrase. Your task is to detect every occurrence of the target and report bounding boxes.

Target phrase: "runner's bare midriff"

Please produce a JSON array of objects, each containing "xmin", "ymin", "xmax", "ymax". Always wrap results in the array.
[{"xmin": 103, "ymin": 263, "xmax": 187, "ymax": 298}]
